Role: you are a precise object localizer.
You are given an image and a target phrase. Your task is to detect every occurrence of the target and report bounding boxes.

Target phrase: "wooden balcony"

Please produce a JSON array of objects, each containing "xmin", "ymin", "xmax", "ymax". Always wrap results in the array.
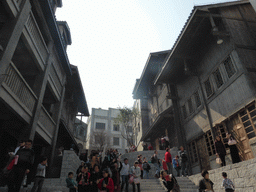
[
  {"xmin": 38, "ymin": 105, "xmax": 56, "ymax": 141},
  {"xmin": 2, "ymin": 62, "xmax": 37, "ymax": 117},
  {"xmin": 3, "ymin": 0, "xmax": 23, "ymax": 17},
  {"xmin": 48, "ymin": 62, "xmax": 63, "ymax": 101},
  {"xmin": 23, "ymin": 11, "xmax": 49, "ymax": 70}
]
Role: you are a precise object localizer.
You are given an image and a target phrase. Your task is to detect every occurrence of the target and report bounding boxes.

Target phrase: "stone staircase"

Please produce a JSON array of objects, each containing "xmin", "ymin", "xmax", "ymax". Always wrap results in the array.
[
  {"xmin": 139, "ymin": 177, "xmax": 198, "ymax": 192},
  {"xmin": 176, "ymin": 177, "xmax": 198, "ymax": 192},
  {"xmin": 140, "ymin": 179, "xmax": 166, "ymax": 192}
]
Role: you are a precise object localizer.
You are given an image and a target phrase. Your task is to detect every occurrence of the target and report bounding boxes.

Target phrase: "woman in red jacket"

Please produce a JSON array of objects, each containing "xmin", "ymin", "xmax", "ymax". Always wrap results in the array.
[{"xmin": 98, "ymin": 168, "xmax": 114, "ymax": 192}]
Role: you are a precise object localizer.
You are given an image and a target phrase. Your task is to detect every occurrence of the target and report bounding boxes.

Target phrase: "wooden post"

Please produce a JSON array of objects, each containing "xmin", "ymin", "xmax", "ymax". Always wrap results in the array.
[
  {"xmin": 27, "ymin": 42, "xmax": 54, "ymax": 141},
  {"xmin": 0, "ymin": 0, "xmax": 31, "ymax": 83},
  {"xmin": 49, "ymin": 85, "xmax": 66, "ymax": 172}
]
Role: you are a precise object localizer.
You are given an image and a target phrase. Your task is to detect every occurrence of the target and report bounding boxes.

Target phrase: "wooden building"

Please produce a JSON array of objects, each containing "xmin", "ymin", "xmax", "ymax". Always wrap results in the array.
[
  {"xmin": 0, "ymin": 0, "xmax": 89, "ymax": 177},
  {"xmin": 133, "ymin": 0, "xmax": 256, "ymax": 174}
]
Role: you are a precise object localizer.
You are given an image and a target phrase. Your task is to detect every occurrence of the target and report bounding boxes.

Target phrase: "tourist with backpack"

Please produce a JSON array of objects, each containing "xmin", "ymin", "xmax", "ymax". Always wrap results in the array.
[
  {"xmin": 178, "ymin": 146, "xmax": 188, "ymax": 176},
  {"xmin": 151, "ymin": 150, "xmax": 161, "ymax": 178},
  {"xmin": 142, "ymin": 157, "xmax": 150, "ymax": 179}
]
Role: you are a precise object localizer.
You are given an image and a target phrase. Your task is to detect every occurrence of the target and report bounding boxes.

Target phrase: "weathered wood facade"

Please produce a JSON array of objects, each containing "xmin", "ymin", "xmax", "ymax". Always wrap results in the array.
[
  {"xmin": 134, "ymin": 0, "xmax": 256, "ymax": 175},
  {"xmin": 0, "ymin": 0, "xmax": 89, "ymax": 177}
]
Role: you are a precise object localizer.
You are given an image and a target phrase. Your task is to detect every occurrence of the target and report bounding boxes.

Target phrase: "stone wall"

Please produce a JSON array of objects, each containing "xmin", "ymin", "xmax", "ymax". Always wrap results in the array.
[
  {"xmin": 189, "ymin": 158, "xmax": 256, "ymax": 191},
  {"xmin": 121, "ymin": 148, "xmax": 179, "ymax": 178}
]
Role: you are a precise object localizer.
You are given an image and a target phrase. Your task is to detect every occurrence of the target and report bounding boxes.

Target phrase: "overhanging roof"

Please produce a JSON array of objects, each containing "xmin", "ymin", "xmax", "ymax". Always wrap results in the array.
[
  {"xmin": 133, "ymin": 50, "xmax": 171, "ymax": 99},
  {"xmin": 141, "ymin": 106, "xmax": 174, "ymax": 141},
  {"xmin": 71, "ymin": 65, "xmax": 90, "ymax": 116},
  {"xmin": 154, "ymin": 0, "xmax": 249, "ymax": 85},
  {"xmin": 39, "ymin": 0, "xmax": 72, "ymax": 76}
]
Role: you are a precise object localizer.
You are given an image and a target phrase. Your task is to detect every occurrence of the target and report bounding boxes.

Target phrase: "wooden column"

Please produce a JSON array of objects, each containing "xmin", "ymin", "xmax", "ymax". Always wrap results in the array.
[
  {"xmin": 0, "ymin": 0, "xmax": 31, "ymax": 83},
  {"xmin": 26, "ymin": 42, "xmax": 54, "ymax": 141},
  {"xmin": 167, "ymin": 83, "xmax": 186, "ymax": 148},
  {"xmin": 49, "ymin": 85, "xmax": 66, "ymax": 171}
]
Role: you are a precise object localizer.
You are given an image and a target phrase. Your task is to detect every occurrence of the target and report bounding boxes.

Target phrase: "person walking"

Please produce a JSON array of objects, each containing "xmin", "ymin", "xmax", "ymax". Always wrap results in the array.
[
  {"xmin": 7, "ymin": 139, "xmax": 34, "ymax": 192},
  {"xmin": 199, "ymin": 170, "xmax": 214, "ymax": 192},
  {"xmin": 178, "ymin": 146, "xmax": 188, "ymax": 176},
  {"xmin": 152, "ymin": 150, "xmax": 161, "ymax": 178},
  {"xmin": 137, "ymin": 155, "xmax": 143, "ymax": 179},
  {"xmin": 130, "ymin": 161, "xmax": 141, "ymax": 192},
  {"xmin": 160, "ymin": 170, "xmax": 180, "ymax": 192},
  {"xmin": 226, "ymin": 133, "xmax": 241, "ymax": 164},
  {"xmin": 120, "ymin": 158, "xmax": 129, "ymax": 192},
  {"xmin": 172, "ymin": 156, "xmax": 180, "ymax": 177},
  {"xmin": 30, "ymin": 157, "xmax": 47, "ymax": 192},
  {"xmin": 165, "ymin": 148, "xmax": 173, "ymax": 174},
  {"xmin": 142, "ymin": 157, "xmax": 150, "ymax": 179},
  {"xmin": 111, "ymin": 163, "xmax": 121, "ymax": 192},
  {"xmin": 222, "ymin": 172, "xmax": 235, "ymax": 192},
  {"xmin": 214, "ymin": 136, "xmax": 226, "ymax": 166}
]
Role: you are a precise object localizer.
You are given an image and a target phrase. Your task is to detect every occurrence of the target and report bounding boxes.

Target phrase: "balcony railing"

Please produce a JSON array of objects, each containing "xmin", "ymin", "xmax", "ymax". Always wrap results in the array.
[
  {"xmin": 25, "ymin": 12, "xmax": 49, "ymax": 65},
  {"xmin": 49, "ymin": 64, "xmax": 62, "ymax": 96},
  {"xmin": 39, "ymin": 106, "xmax": 56, "ymax": 137},
  {"xmin": 3, "ymin": 62, "xmax": 37, "ymax": 113}
]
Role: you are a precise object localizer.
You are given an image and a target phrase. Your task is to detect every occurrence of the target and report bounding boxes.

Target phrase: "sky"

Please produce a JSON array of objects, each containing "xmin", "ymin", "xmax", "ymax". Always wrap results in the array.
[{"xmin": 56, "ymin": 0, "xmax": 238, "ymax": 115}]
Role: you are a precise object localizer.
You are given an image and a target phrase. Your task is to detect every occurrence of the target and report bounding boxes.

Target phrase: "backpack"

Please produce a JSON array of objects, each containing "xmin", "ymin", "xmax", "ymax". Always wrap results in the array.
[
  {"xmin": 143, "ymin": 162, "xmax": 149, "ymax": 170},
  {"xmin": 151, "ymin": 155, "xmax": 156, "ymax": 163}
]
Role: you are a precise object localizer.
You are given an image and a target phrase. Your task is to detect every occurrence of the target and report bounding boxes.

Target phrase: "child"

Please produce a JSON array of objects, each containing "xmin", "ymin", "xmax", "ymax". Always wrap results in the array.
[
  {"xmin": 172, "ymin": 156, "xmax": 180, "ymax": 177},
  {"xmin": 31, "ymin": 157, "xmax": 47, "ymax": 192},
  {"xmin": 222, "ymin": 172, "xmax": 235, "ymax": 192},
  {"xmin": 66, "ymin": 172, "xmax": 78, "ymax": 192}
]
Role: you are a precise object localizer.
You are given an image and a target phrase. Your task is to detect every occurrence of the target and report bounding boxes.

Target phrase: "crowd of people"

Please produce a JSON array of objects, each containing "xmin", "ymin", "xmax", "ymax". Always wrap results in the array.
[{"xmin": 0, "ymin": 131, "xmax": 240, "ymax": 192}]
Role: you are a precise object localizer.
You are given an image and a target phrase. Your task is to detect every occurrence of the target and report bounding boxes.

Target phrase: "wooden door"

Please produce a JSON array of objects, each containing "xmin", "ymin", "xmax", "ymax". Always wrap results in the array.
[
  {"xmin": 196, "ymin": 137, "xmax": 211, "ymax": 171},
  {"xmin": 234, "ymin": 123, "xmax": 254, "ymax": 160}
]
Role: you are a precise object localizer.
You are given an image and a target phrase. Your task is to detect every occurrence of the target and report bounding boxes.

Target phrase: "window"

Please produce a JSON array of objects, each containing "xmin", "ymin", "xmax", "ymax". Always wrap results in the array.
[
  {"xmin": 194, "ymin": 90, "xmax": 201, "ymax": 108},
  {"xmin": 188, "ymin": 141, "xmax": 198, "ymax": 164},
  {"xmin": 204, "ymin": 78, "xmax": 214, "ymax": 98},
  {"xmin": 188, "ymin": 97, "xmax": 194, "ymax": 114},
  {"xmin": 215, "ymin": 124, "xmax": 229, "ymax": 148},
  {"xmin": 205, "ymin": 131, "xmax": 215, "ymax": 156},
  {"xmin": 113, "ymin": 137, "xmax": 120, "ymax": 146},
  {"xmin": 239, "ymin": 104, "xmax": 256, "ymax": 139},
  {"xmin": 224, "ymin": 56, "xmax": 236, "ymax": 78},
  {"xmin": 213, "ymin": 68, "xmax": 224, "ymax": 88},
  {"xmin": 95, "ymin": 122, "xmax": 105, "ymax": 130},
  {"xmin": 113, "ymin": 124, "xmax": 120, "ymax": 131},
  {"xmin": 182, "ymin": 105, "xmax": 187, "ymax": 119}
]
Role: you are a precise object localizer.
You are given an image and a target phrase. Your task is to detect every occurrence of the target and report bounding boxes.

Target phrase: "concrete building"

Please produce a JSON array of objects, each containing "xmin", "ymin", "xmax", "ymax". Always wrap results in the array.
[
  {"xmin": 133, "ymin": 0, "xmax": 256, "ymax": 175},
  {"xmin": 86, "ymin": 108, "xmax": 129, "ymax": 154},
  {"xmin": 0, "ymin": 0, "xmax": 89, "ymax": 177}
]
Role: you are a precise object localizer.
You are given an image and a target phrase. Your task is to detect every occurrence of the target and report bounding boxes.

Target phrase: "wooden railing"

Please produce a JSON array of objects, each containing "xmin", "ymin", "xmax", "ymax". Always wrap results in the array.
[
  {"xmin": 49, "ymin": 64, "xmax": 62, "ymax": 95},
  {"xmin": 25, "ymin": 12, "xmax": 49, "ymax": 64},
  {"xmin": 39, "ymin": 106, "xmax": 56, "ymax": 136},
  {"xmin": 3, "ymin": 62, "xmax": 37, "ymax": 113}
]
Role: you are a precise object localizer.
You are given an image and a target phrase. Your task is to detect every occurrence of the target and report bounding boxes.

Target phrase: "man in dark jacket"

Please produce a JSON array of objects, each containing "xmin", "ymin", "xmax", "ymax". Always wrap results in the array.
[{"xmin": 7, "ymin": 139, "xmax": 34, "ymax": 192}]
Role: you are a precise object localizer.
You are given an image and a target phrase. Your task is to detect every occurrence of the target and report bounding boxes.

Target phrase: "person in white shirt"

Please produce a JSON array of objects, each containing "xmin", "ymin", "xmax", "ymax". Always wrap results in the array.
[
  {"xmin": 120, "ymin": 158, "xmax": 129, "ymax": 192},
  {"xmin": 10, "ymin": 140, "xmax": 25, "ymax": 156},
  {"xmin": 31, "ymin": 157, "xmax": 47, "ymax": 192}
]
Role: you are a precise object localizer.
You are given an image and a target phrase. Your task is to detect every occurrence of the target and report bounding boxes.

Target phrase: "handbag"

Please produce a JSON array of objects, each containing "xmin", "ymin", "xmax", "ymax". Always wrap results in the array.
[
  {"xmin": 129, "ymin": 176, "xmax": 134, "ymax": 184},
  {"xmin": 228, "ymin": 139, "xmax": 237, "ymax": 145},
  {"xmin": 216, "ymin": 157, "xmax": 222, "ymax": 164}
]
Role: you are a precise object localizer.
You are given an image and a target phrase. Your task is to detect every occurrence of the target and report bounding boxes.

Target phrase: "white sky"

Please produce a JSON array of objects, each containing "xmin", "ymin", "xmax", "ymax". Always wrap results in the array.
[{"xmin": 56, "ymin": 0, "xmax": 238, "ymax": 114}]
